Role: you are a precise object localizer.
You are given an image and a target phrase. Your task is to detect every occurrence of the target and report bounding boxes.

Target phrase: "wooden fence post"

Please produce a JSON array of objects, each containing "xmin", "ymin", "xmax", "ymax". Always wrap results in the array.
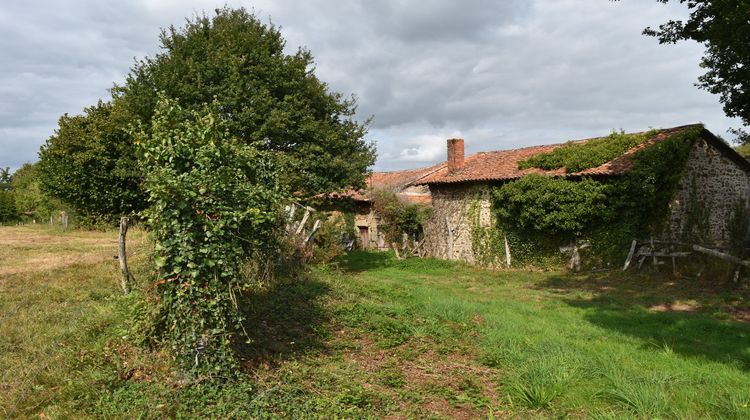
[
  {"xmin": 503, "ymin": 234, "xmax": 512, "ymax": 268},
  {"xmin": 119, "ymin": 216, "xmax": 131, "ymax": 294}
]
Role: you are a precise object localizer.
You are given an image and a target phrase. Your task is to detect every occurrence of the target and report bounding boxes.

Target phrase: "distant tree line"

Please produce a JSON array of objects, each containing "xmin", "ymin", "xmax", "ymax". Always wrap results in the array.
[{"xmin": 0, "ymin": 164, "xmax": 66, "ymax": 225}]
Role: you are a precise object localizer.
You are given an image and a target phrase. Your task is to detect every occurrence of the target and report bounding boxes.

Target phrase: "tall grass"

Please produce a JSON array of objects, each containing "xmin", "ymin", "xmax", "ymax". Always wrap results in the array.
[{"xmin": 3, "ymin": 234, "xmax": 750, "ymax": 418}]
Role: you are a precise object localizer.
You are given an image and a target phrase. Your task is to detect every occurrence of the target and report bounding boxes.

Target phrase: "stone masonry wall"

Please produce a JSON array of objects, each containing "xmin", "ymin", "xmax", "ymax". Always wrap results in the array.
[
  {"xmin": 423, "ymin": 135, "xmax": 750, "ymax": 263},
  {"xmin": 422, "ymin": 184, "xmax": 493, "ymax": 263},
  {"xmin": 665, "ymin": 136, "xmax": 750, "ymax": 247}
]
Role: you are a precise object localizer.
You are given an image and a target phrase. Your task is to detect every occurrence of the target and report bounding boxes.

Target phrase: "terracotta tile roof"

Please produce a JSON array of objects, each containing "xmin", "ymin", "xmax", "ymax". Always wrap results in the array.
[
  {"xmin": 417, "ymin": 124, "xmax": 702, "ymax": 185},
  {"xmin": 325, "ymin": 163, "xmax": 443, "ymax": 203}
]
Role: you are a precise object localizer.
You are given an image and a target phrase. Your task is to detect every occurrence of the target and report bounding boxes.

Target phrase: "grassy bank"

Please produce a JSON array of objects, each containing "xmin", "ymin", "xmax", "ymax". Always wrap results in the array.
[{"xmin": 1, "ymin": 226, "xmax": 750, "ymax": 417}]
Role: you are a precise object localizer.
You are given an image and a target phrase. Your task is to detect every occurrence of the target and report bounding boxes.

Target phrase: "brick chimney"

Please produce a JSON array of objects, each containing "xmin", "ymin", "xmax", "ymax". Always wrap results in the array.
[{"xmin": 447, "ymin": 138, "xmax": 465, "ymax": 172}]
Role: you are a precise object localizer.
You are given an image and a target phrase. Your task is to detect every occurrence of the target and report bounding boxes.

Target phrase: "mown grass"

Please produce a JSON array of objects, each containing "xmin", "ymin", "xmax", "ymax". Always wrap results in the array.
[{"xmin": 2, "ymin": 226, "xmax": 750, "ymax": 418}]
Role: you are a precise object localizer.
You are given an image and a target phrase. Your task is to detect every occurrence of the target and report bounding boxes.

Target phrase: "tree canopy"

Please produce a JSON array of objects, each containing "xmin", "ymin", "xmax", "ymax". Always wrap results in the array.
[
  {"xmin": 643, "ymin": 0, "xmax": 750, "ymax": 140},
  {"xmin": 38, "ymin": 7, "xmax": 376, "ymax": 223},
  {"xmin": 38, "ymin": 101, "xmax": 143, "ymax": 224},
  {"xmin": 11, "ymin": 163, "xmax": 65, "ymax": 221},
  {"xmin": 114, "ymin": 7, "xmax": 375, "ymax": 197}
]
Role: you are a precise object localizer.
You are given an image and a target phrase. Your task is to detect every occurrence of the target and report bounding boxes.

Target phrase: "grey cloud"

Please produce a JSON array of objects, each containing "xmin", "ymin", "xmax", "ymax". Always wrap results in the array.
[{"xmin": 0, "ymin": 0, "xmax": 741, "ymax": 173}]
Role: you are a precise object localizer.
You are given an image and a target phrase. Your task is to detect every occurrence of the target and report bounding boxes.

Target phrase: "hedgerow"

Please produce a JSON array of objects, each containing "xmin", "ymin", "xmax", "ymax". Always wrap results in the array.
[
  {"xmin": 137, "ymin": 97, "xmax": 287, "ymax": 379},
  {"xmin": 490, "ymin": 126, "xmax": 703, "ymax": 267}
]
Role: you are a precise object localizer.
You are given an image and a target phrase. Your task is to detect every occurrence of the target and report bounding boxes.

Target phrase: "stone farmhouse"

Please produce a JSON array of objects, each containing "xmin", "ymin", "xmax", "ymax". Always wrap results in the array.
[
  {"xmin": 411, "ymin": 124, "xmax": 750, "ymax": 263},
  {"xmin": 326, "ymin": 166, "xmax": 439, "ymax": 249}
]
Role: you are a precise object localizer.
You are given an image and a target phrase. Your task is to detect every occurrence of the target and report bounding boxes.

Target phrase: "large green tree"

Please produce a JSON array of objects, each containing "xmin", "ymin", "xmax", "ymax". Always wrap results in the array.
[
  {"xmin": 643, "ymin": 1, "xmax": 750, "ymax": 140},
  {"xmin": 38, "ymin": 101, "xmax": 143, "ymax": 224},
  {"xmin": 39, "ymin": 7, "xmax": 375, "ymax": 223},
  {"xmin": 114, "ymin": 7, "xmax": 375, "ymax": 196},
  {"xmin": 11, "ymin": 163, "xmax": 65, "ymax": 221},
  {"xmin": 0, "ymin": 167, "xmax": 16, "ymax": 223}
]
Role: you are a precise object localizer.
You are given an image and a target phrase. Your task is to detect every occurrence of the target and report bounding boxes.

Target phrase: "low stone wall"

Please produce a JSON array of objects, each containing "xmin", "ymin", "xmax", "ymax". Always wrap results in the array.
[
  {"xmin": 665, "ymin": 135, "xmax": 750, "ymax": 247},
  {"xmin": 422, "ymin": 184, "xmax": 493, "ymax": 263}
]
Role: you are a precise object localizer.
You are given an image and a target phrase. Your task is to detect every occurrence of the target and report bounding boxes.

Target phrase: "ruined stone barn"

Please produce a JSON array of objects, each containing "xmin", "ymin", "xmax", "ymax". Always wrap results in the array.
[
  {"xmin": 415, "ymin": 124, "xmax": 750, "ymax": 264},
  {"xmin": 326, "ymin": 165, "xmax": 440, "ymax": 250}
]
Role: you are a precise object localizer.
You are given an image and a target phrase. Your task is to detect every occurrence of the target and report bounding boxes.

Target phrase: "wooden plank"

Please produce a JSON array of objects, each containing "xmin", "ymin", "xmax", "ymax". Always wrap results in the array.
[
  {"xmin": 295, "ymin": 209, "xmax": 310, "ymax": 235},
  {"xmin": 637, "ymin": 255, "xmax": 646, "ymax": 270},
  {"xmin": 622, "ymin": 240, "xmax": 637, "ymax": 271},
  {"xmin": 392, "ymin": 243, "xmax": 402, "ymax": 260},
  {"xmin": 570, "ymin": 245, "xmax": 581, "ymax": 272},
  {"xmin": 692, "ymin": 245, "xmax": 750, "ymax": 268},
  {"xmin": 304, "ymin": 219, "xmax": 321, "ymax": 243},
  {"xmin": 504, "ymin": 234, "xmax": 511, "ymax": 268}
]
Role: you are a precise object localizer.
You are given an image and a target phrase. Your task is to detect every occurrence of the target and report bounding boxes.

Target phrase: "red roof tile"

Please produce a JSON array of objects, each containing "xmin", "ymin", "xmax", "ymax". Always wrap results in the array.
[
  {"xmin": 417, "ymin": 125, "xmax": 701, "ymax": 185},
  {"xmin": 325, "ymin": 163, "xmax": 443, "ymax": 202}
]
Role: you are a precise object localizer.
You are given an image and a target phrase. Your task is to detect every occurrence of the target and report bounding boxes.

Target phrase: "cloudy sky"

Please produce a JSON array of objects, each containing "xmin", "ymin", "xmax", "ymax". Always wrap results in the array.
[{"xmin": 0, "ymin": 0, "xmax": 740, "ymax": 171}]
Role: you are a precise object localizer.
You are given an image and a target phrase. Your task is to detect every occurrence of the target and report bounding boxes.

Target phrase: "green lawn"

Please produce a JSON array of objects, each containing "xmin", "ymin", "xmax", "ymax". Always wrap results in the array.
[{"xmin": 2, "ymin": 226, "xmax": 750, "ymax": 418}]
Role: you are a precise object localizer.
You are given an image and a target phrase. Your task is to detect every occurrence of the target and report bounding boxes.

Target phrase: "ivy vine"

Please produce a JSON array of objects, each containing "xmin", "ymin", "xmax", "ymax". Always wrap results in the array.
[
  {"xmin": 137, "ymin": 97, "xmax": 287, "ymax": 379},
  {"xmin": 490, "ymin": 126, "xmax": 703, "ymax": 267}
]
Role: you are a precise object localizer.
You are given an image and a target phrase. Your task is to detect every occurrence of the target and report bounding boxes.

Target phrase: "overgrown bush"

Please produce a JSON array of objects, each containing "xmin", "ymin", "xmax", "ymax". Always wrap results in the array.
[
  {"xmin": 371, "ymin": 189, "xmax": 431, "ymax": 244},
  {"xmin": 493, "ymin": 175, "xmax": 611, "ymax": 236},
  {"xmin": 312, "ymin": 212, "xmax": 357, "ymax": 263},
  {"xmin": 137, "ymin": 97, "xmax": 287, "ymax": 379}
]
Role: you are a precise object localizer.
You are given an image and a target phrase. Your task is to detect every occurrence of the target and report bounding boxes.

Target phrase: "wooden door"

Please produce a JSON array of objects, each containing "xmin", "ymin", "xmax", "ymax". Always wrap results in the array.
[{"xmin": 359, "ymin": 226, "xmax": 370, "ymax": 250}]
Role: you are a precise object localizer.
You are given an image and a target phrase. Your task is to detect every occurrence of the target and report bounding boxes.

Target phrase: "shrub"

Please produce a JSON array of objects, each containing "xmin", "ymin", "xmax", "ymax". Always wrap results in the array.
[
  {"xmin": 493, "ymin": 174, "xmax": 611, "ymax": 237},
  {"xmin": 137, "ymin": 97, "xmax": 288, "ymax": 379},
  {"xmin": 312, "ymin": 212, "xmax": 357, "ymax": 263},
  {"xmin": 371, "ymin": 189, "xmax": 432, "ymax": 244}
]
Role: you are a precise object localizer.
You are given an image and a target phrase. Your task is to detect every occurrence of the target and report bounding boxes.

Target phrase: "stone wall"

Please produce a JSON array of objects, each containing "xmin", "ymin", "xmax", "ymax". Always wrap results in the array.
[
  {"xmin": 354, "ymin": 203, "xmax": 387, "ymax": 250},
  {"xmin": 665, "ymin": 135, "xmax": 750, "ymax": 247},
  {"xmin": 422, "ymin": 183, "xmax": 493, "ymax": 263},
  {"xmin": 423, "ymin": 134, "xmax": 750, "ymax": 263}
]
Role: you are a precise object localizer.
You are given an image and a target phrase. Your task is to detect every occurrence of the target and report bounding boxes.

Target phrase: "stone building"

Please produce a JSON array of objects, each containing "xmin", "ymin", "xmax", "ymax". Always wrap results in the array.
[
  {"xmin": 416, "ymin": 124, "xmax": 750, "ymax": 263},
  {"xmin": 327, "ymin": 166, "xmax": 439, "ymax": 250}
]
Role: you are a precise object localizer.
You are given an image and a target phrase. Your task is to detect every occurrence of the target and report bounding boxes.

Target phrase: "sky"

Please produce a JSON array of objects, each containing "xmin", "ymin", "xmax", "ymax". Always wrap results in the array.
[{"xmin": 0, "ymin": 0, "xmax": 741, "ymax": 172}]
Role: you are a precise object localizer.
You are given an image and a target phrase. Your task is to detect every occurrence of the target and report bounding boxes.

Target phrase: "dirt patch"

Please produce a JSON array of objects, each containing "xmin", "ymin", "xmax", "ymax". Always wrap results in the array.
[
  {"xmin": 419, "ymin": 397, "xmax": 478, "ymax": 420},
  {"xmin": 726, "ymin": 307, "xmax": 750, "ymax": 323},
  {"xmin": 649, "ymin": 301, "xmax": 699, "ymax": 313},
  {"xmin": 341, "ymin": 336, "xmax": 499, "ymax": 418}
]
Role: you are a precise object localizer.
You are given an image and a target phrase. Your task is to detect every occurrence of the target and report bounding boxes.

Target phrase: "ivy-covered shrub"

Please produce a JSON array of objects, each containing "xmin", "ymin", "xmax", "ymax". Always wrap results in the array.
[
  {"xmin": 312, "ymin": 212, "xmax": 358, "ymax": 263},
  {"xmin": 518, "ymin": 129, "xmax": 659, "ymax": 173},
  {"xmin": 493, "ymin": 175, "xmax": 611, "ymax": 236},
  {"xmin": 371, "ymin": 189, "xmax": 432, "ymax": 244},
  {"xmin": 491, "ymin": 126, "xmax": 703, "ymax": 268},
  {"xmin": 137, "ymin": 97, "xmax": 287, "ymax": 379}
]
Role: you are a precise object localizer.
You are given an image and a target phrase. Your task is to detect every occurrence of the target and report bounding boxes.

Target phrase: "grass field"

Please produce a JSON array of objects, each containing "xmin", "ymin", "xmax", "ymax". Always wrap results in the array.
[{"xmin": 2, "ymin": 225, "xmax": 750, "ymax": 418}]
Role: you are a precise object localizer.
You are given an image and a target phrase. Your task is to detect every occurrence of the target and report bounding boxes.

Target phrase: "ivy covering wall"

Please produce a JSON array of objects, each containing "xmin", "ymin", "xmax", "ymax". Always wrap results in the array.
[{"xmin": 484, "ymin": 126, "xmax": 703, "ymax": 268}]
